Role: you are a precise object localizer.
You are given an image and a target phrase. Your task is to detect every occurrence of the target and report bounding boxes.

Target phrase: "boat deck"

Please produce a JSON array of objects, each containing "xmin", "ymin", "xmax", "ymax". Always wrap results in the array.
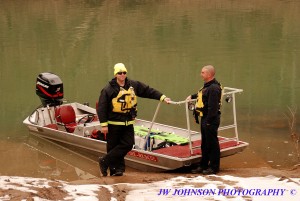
[{"xmin": 153, "ymin": 137, "xmax": 244, "ymax": 158}]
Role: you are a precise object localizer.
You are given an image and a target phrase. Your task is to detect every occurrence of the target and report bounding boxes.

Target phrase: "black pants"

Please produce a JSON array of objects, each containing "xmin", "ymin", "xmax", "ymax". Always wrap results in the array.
[
  {"xmin": 103, "ymin": 124, "xmax": 134, "ymax": 172},
  {"xmin": 200, "ymin": 116, "xmax": 220, "ymax": 171}
]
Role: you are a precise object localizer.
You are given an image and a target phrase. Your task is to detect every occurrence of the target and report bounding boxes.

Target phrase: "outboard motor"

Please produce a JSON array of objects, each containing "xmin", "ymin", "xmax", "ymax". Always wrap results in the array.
[{"xmin": 36, "ymin": 72, "xmax": 64, "ymax": 107}]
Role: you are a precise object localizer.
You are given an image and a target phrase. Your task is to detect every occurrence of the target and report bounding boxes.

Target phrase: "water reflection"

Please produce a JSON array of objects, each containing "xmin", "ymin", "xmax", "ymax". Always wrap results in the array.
[
  {"xmin": 29, "ymin": 135, "xmax": 100, "ymax": 181},
  {"xmin": 0, "ymin": 136, "xmax": 99, "ymax": 181}
]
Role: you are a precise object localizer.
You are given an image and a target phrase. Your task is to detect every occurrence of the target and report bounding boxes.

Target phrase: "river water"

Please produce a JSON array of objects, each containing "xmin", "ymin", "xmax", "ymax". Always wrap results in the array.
[{"xmin": 1, "ymin": 0, "xmax": 300, "ymax": 181}]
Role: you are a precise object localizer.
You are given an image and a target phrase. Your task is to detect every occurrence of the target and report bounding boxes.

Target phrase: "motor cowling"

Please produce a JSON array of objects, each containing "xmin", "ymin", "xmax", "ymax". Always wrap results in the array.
[{"xmin": 36, "ymin": 72, "xmax": 64, "ymax": 107}]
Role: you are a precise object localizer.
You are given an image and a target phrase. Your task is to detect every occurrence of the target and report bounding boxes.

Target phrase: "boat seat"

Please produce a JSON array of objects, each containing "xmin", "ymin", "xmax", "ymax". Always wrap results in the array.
[
  {"xmin": 55, "ymin": 105, "xmax": 77, "ymax": 133},
  {"xmin": 44, "ymin": 124, "xmax": 58, "ymax": 130}
]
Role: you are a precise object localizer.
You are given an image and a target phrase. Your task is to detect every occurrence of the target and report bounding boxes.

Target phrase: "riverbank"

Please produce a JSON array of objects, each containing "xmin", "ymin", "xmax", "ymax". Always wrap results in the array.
[
  {"xmin": 1, "ymin": 147, "xmax": 300, "ymax": 200},
  {"xmin": 1, "ymin": 166, "xmax": 299, "ymax": 201}
]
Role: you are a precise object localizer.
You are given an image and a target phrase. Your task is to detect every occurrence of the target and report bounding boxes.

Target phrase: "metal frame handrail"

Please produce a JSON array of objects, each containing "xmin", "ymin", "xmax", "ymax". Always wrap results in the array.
[{"xmin": 145, "ymin": 87, "xmax": 243, "ymax": 155}]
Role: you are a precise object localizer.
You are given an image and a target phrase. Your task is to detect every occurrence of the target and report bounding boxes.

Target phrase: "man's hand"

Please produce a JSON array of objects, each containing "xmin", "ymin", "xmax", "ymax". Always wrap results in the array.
[
  {"xmin": 186, "ymin": 95, "xmax": 191, "ymax": 101},
  {"xmin": 164, "ymin": 97, "xmax": 171, "ymax": 104},
  {"xmin": 101, "ymin": 126, "xmax": 108, "ymax": 135}
]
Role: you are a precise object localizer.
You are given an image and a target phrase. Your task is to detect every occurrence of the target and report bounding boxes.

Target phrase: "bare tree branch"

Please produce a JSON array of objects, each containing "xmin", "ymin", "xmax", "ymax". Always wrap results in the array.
[{"xmin": 285, "ymin": 106, "xmax": 300, "ymax": 163}]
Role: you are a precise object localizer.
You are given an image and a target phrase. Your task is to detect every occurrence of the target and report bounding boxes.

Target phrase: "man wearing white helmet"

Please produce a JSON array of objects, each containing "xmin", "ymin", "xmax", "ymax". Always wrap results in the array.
[{"xmin": 97, "ymin": 63, "xmax": 171, "ymax": 176}]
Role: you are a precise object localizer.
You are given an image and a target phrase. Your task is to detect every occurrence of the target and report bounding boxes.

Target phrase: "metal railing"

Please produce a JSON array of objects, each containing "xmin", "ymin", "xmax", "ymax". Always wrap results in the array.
[{"xmin": 145, "ymin": 87, "xmax": 243, "ymax": 155}]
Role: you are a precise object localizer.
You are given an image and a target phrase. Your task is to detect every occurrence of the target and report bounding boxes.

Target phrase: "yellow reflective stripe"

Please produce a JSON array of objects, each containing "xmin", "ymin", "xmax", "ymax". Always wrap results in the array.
[
  {"xmin": 100, "ymin": 122, "xmax": 108, "ymax": 127},
  {"xmin": 195, "ymin": 89, "xmax": 204, "ymax": 117},
  {"xmin": 108, "ymin": 120, "xmax": 135, "ymax": 126},
  {"xmin": 160, "ymin": 95, "xmax": 166, "ymax": 102}
]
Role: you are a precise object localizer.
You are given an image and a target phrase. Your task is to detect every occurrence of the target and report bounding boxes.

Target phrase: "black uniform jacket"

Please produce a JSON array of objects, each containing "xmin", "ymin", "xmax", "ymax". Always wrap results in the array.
[
  {"xmin": 97, "ymin": 78, "xmax": 165, "ymax": 126},
  {"xmin": 191, "ymin": 78, "xmax": 222, "ymax": 124}
]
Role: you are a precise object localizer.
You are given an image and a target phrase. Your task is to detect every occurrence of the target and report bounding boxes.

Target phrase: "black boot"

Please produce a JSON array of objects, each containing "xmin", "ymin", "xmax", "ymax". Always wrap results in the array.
[
  {"xmin": 202, "ymin": 168, "xmax": 219, "ymax": 175},
  {"xmin": 110, "ymin": 168, "xmax": 123, "ymax": 176},
  {"xmin": 99, "ymin": 157, "xmax": 108, "ymax": 177},
  {"xmin": 191, "ymin": 166, "xmax": 206, "ymax": 174}
]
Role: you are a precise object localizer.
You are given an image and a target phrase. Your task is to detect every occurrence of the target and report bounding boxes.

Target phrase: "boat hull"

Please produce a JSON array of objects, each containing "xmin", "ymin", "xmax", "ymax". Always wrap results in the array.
[{"xmin": 23, "ymin": 102, "xmax": 248, "ymax": 171}]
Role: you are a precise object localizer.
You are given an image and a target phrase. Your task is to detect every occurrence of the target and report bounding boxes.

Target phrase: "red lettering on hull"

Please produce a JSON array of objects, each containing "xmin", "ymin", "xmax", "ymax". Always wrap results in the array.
[{"xmin": 127, "ymin": 150, "xmax": 158, "ymax": 162}]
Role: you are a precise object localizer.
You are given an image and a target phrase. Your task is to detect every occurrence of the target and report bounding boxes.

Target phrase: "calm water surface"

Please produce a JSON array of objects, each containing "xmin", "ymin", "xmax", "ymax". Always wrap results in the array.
[{"xmin": 1, "ymin": 0, "xmax": 300, "ymax": 180}]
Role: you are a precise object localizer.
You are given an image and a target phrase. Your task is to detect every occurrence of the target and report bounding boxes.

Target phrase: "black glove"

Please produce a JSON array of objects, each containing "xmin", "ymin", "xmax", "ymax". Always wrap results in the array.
[{"xmin": 193, "ymin": 109, "xmax": 199, "ymax": 124}]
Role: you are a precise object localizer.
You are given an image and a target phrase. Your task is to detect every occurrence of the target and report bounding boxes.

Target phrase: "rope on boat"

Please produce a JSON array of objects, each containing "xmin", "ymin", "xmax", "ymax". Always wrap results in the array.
[{"xmin": 168, "ymin": 99, "xmax": 196, "ymax": 105}]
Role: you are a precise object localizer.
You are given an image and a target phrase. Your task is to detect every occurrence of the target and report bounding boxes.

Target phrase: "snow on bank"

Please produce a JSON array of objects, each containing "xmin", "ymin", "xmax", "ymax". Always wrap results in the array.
[
  {"xmin": 0, "ymin": 175, "xmax": 299, "ymax": 201},
  {"xmin": 0, "ymin": 176, "xmax": 113, "ymax": 201}
]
